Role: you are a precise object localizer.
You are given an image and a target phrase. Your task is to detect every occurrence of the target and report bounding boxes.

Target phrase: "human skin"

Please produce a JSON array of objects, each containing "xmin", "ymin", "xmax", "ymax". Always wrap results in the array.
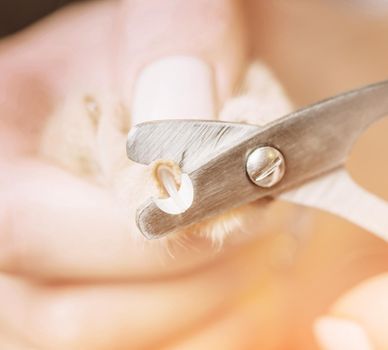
[{"xmin": 0, "ymin": 0, "xmax": 388, "ymax": 349}]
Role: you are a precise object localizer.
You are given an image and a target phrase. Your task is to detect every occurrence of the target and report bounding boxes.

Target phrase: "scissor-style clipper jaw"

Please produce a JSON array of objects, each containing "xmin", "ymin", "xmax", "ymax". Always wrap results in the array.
[
  {"xmin": 127, "ymin": 120, "xmax": 260, "ymax": 238},
  {"xmin": 128, "ymin": 80, "xmax": 388, "ymax": 239}
]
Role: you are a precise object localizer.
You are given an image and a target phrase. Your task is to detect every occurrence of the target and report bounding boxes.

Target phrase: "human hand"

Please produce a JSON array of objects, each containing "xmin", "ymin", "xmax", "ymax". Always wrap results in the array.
[
  {"xmin": 1, "ymin": 0, "xmax": 388, "ymax": 349},
  {"xmin": 0, "ymin": 0, "xmax": 293, "ymax": 349}
]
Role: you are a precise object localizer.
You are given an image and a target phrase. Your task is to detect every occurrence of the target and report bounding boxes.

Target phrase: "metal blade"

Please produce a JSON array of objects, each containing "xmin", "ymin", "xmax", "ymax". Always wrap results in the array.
[
  {"xmin": 130, "ymin": 80, "xmax": 388, "ymax": 238},
  {"xmin": 127, "ymin": 120, "xmax": 260, "ymax": 173}
]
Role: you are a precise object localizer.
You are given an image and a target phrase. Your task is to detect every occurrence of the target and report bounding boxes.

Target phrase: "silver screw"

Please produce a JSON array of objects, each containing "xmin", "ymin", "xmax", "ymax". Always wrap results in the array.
[{"xmin": 246, "ymin": 146, "xmax": 286, "ymax": 188}]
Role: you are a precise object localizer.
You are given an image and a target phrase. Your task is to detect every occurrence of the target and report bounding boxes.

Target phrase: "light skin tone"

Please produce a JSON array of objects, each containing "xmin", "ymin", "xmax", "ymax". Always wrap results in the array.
[{"xmin": 0, "ymin": 0, "xmax": 387, "ymax": 349}]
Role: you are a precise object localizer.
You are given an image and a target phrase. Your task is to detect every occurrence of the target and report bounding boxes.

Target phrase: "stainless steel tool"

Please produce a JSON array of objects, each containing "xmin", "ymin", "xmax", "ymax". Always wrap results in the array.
[{"xmin": 127, "ymin": 80, "xmax": 388, "ymax": 239}]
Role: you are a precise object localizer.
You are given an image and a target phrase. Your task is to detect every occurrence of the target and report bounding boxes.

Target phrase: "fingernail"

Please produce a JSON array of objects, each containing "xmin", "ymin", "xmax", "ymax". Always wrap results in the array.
[
  {"xmin": 314, "ymin": 316, "xmax": 373, "ymax": 350},
  {"xmin": 131, "ymin": 56, "xmax": 216, "ymax": 124}
]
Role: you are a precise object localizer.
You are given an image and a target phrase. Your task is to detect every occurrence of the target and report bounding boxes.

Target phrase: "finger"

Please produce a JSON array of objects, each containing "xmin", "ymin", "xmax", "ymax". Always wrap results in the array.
[
  {"xmin": 314, "ymin": 273, "xmax": 388, "ymax": 349},
  {"xmin": 117, "ymin": 0, "xmax": 248, "ymax": 104},
  {"xmin": 1, "ymin": 159, "xmax": 219, "ymax": 280},
  {"xmin": 0, "ymin": 241, "xmax": 278, "ymax": 350}
]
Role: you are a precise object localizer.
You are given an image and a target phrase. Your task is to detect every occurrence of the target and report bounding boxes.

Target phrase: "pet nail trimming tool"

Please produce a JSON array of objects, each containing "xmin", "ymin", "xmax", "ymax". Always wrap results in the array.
[{"xmin": 127, "ymin": 80, "xmax": 388, "ymax": 239}]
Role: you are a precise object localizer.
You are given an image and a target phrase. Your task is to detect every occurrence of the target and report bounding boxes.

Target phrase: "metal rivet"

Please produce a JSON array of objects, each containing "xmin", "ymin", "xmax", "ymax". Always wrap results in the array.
[{"xmin": 246, "ymin": 146, "xmax": 286, "ymax": 188}]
